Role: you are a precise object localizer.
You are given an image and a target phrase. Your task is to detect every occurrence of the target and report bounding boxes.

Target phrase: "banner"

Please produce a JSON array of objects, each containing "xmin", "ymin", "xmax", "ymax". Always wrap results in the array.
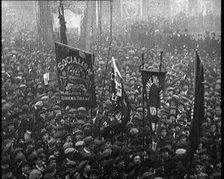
[
  {"xmin": 102, "ymin": 57, "xmax": 131, "ymax": 138},
  {"xmin": 188, "ymin": 52, "xmax": 205, "ymax": 154},
  {"xmin": 186, "ymin": 51, "xmax": 205, "ymax": 177},
  {"xmin": 122, "ymin": 0, "xmax": 141, "ymax": 19},
  {"xmin": 142, "ymin": 70, "xmax": 166, "ymax": 129},
  {"xmin": 55, "ymin": 42, "xmax": 96, "ymax": 108}
]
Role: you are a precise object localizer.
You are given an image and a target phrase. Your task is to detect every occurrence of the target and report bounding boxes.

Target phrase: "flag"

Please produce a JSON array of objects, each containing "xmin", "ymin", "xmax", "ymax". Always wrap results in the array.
[
  {"xmin": 58, "ymin": 0, "xmax": 67, "ymax": 45},
  {"xmin": 141, "ymin": 70, "xmax": 166, "ymax": 134},
  {"xmin": 55, "ymin": 42, "xmax": 96, "ymax": 108},
  {"xmin": 186, "ymin": 51, "xmax": 204, "ymax": 176},
  {"xmin": 188, "ymin": 51, "xmax": 205, "ymax": 154},
  {"xmin": 102, "ymin": 57, "xmax": 131, "ymax": 138}
]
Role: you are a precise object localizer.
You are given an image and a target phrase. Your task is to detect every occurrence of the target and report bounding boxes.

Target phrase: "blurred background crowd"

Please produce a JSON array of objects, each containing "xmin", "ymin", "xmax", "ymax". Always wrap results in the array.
[{"xmin": 2, "ymin": 1, "xmax": 221, "ymax": 179}]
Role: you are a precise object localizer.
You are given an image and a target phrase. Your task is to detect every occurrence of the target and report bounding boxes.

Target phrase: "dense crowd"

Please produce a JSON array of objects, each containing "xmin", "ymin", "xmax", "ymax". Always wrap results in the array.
[{"xmin": 2, "ymin": 5, "xmax": 221, "ymax": 179}]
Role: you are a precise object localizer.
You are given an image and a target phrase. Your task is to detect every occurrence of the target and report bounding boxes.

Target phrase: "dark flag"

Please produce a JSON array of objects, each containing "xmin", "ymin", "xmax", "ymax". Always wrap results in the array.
[
  {"xmin": 102, "ymin": 57, "xmax": 131, "ymax": 138},
  {"xmin": 58, "ymin": 0, "xmax": 67, "ymax": 45},
  {"xmin": 55, "ymin": 42, "xmax": 96, "ymax": 108},
  {"xmin": 141, "ymin": 70, "xmax": 166, "ymax": 138},
  {"xmin": 186, "ymin": 51, "xmax": 204, "ymax": 177}
]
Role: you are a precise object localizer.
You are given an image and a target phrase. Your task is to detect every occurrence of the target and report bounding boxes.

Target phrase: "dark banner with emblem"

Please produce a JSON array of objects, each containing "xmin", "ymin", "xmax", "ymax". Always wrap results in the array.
[
  {"xmin": 142, "ymin": 70, "xmax": 166, "ymax": 126},
  {"xmin": 55, "ymin": 42, "xmax": 96, "ymax": 108}
]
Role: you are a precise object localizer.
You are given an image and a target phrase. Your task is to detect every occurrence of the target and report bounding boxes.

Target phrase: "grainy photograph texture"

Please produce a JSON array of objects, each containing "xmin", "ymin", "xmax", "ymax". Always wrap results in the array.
[{"xmin": 1, "ymin": 0, "xmax": 221, "ymax": 179}]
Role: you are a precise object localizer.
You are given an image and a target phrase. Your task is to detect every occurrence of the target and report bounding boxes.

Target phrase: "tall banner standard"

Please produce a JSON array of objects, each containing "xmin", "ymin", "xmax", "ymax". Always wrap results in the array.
[
  {"xmin": 55, "ymin": 42, "xmax": 96, "ymax": 108},
  {"xmin": 142, "ymin": 70, "xmax": 166, "ymax": 133}
]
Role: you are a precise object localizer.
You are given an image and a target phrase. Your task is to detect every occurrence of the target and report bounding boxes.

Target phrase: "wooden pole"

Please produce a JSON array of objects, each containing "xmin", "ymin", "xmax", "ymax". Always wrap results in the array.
[
  {"xmin": 100, "ymin": 0, "xmax": 113, "ymax": 108},
  {"xmin": 141, "ymin": 53, "xmax": 145, "ymax": 147},
  {"xmin": 154, "ymin": 51, "xmax": 163, "ymax": 145},
  {"xmin": 98, "ymin": 0, "xmax": 102, "ymax": 53}
]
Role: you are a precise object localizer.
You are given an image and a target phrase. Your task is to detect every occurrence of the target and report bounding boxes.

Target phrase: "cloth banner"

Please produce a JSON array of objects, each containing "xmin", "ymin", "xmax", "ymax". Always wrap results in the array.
[
  {"xmin": 102, "ymin": 57, "xmax": 131, "ymax": 138},
  {"xmin": 55, "ymin": 42, "xmax": 96, "ymax": 108},
  {"xmin": 142, "ymin": 70, "xmax": 166, "ymax": 129}
]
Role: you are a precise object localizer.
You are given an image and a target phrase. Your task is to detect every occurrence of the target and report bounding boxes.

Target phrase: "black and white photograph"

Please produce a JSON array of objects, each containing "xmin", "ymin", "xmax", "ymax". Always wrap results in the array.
[{"xmin": 1, "ymin": 0, "xmax": 221, "ymax": 178}]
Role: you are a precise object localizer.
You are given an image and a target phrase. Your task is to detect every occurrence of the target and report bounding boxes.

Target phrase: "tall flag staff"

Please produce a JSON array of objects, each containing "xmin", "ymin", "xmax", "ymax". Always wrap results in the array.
[
  {"xmin": 100, "ymin": 0, "xmax": 113, "ymax": 110},
  {"xmin": 141, "ymin": 50, "xmax": 166, "ymax": 151},
  {"xmin": 140, "ymin": 53, "xmax": 146, "ymax": 147},
  {"xmin": 153, "ymin": 51, "xmax": 165, "ymax": 149},
  {"xmin": 58, "ymin": 0, "xmax": 67, "ymax": 45},
  {"xmin": 186, "ymin": 51, "xmax": 204, "ymax": 178},
  {"xmin": 57, "ymin": 0, "xmax": 67, "ymax": 114}
]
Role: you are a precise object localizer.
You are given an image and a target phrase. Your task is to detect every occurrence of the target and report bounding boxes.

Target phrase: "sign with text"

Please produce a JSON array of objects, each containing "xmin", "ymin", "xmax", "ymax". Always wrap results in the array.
[{"xmin": 55, "ymin": 42, "xmax": 96, "ymax": 108}]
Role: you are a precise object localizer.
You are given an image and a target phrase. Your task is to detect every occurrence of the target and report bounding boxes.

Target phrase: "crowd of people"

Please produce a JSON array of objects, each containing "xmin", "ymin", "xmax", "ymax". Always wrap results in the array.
[{"xmin": 2, "ymin": 4, "xmax": 221, "ymax": 179}]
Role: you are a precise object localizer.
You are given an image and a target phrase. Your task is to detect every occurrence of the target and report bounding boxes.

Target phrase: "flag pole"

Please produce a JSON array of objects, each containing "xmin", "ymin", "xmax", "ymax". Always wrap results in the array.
[
  {"xmin": 154, "ymin": 50, "xmax": 163, "ymax": 147},
  {"xmin": 100, "ymin": 0, "xmax": 113, "ymax": 109},
  {"xmin": 59, "ymin": 0, "xmax": 67, "ymax": 45},
  {"xmin": 141, "ymin": 53, "xmax": 145, "ymax": 147}
]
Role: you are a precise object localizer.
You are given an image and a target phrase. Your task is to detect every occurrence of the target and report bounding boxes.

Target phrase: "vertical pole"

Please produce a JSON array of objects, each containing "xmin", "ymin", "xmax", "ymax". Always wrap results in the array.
[
  {"xmin": 91, "ymin": 53, "xmax": 95, "ymax": 135},
  {"xmin": 100, "ymin": 0, "xmax": 113, "ymax": 106},
  {"xmin": 154, "ymin": 51, "xmax": 163, "ymax": 146},
  {"xmin": 140, "ymin": 0, "xmax": 143, "ymax": 19},
  {"xmin": 159, "ymin": 51, "xmax": 163, "ymax": 72},
  {"xmin": 98, "ymin": 0, "xmax": 102, "ymax": 53},
  {"xmin": 121, "ymin": 0, "xmax": 123, "ymax": 19},
  {"xmin": 141, "ymin": 53, "xmax": 145, "ymax": 147}
]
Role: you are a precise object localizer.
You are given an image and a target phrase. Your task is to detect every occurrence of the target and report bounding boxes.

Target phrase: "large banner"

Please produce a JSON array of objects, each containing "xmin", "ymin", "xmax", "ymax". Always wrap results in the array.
[
  {"xmin": 55, "ymin": 42, "xmax": 96, "ymax": 108},
  {"xmin": 142, "ymin": 70, "xmax": 166, "ymax": 129}
]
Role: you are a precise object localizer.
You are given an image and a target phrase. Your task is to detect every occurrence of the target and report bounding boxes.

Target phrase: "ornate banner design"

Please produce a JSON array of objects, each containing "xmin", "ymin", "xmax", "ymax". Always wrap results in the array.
[
  {"xmin": 122, "ymin": 0, "xmax": 141, "ymax": 19},
  {"xmin": 142, "ymin": 70, "xmax": 166, "ymax": 124},
  {"xmin": 55, "ymin": 42, "xmax": 96, "ymax": 108}
]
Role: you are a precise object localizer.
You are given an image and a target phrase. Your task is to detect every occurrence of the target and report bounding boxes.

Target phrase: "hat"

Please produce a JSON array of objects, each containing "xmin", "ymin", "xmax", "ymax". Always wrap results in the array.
[
  {"xmin": 73, "ymin": 129, "xmax": 83, "ymax": 135},
  {"xmin": 83, "ymin": 136, "xmax": 94, "ymax": 144},
  {"xmin": 82, "ymin": 123, "xmax": 91, "ymax": 128},
  {"xmin": 48, "ymin": 155, "xmax": 56, "ymax": 161},
  {"xmin": 93, "ymin": 139, "xmax": 106, "ymax": 147},
  {"xmin": 41, "ymin": 95, "xmax": 49, "ymax": 100},
  {"xmin": 28, "ymin": 151, "xmax": 38, "ymax": 161},
  {"xmin": 64, "ymin": 147, "xmax": 76, "ymax": 154},
  {"xmin": 141, "ymin": 171, "xmax": 155, "ymax": 178},
  {"xmin": 14, "ymin": 147, "xmax": 24, "ymax": 154},
  {"xmin": 29, "ymin": 169, "xmax": 42, "ymax": 179},
  {"xmin": 175, "ymin": 148, "xmax": 186, "ymax": 155},
  {"xmin": 75, "ymin": 140, "xmax": 85, "ymax": 147},
  {"xmin": 76, "ymin": 120, "xmax": 85, "ymax": 125},
  {"xmin": 34, "ymin": 101, "xmax": 43, "ymax": 107},
  {"xmin": 63, "ymin": 142, "xmax": 73, "ymax": 150},
  {"xmin": 101, "ymin": 149, "xmax": 112, "ymax": 158},
  {"xmin": 19, "ymin": 84, "xmax": 27, "ymax": 88},
  {"xmin": 15, "ymin": 152, "xmax": 26, "ymax": 161},
  {"xmin": 78, "ymin": 107, "xmax": 86, "ymax": 112},
  {"xmin": 130, "ymin": 128, "xmax": 139, "ymax": 135}
]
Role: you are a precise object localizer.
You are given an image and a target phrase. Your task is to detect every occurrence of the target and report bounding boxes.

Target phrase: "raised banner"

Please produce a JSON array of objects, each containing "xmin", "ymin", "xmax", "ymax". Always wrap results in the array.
[
  {"xmin": 55, "ymin": 42, "xmax": 96, "ymax": 108},
  {"xmin": 142, "ymin": 70, "xmax": 166, "ymax": 125},
  {"xmin": 102, "ymin": 57, "xmax": 131, "ymax": 138}
]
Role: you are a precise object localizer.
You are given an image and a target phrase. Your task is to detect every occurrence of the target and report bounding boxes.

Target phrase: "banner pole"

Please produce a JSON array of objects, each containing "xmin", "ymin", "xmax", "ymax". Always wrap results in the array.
[
  {"xmin": 154, "ymin": 50, "xmax": 163, "ymax": 147},
  {"xmin": 100, "ymin": 0, "xmax": 113, "ymax": 109},
  {"xmin": 159, "ymin": 51, "xmax": 163, "ymax": 72},
  {"xmin": 141, "ymin": 53, "xmax": 145, "ymax": 147}
]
